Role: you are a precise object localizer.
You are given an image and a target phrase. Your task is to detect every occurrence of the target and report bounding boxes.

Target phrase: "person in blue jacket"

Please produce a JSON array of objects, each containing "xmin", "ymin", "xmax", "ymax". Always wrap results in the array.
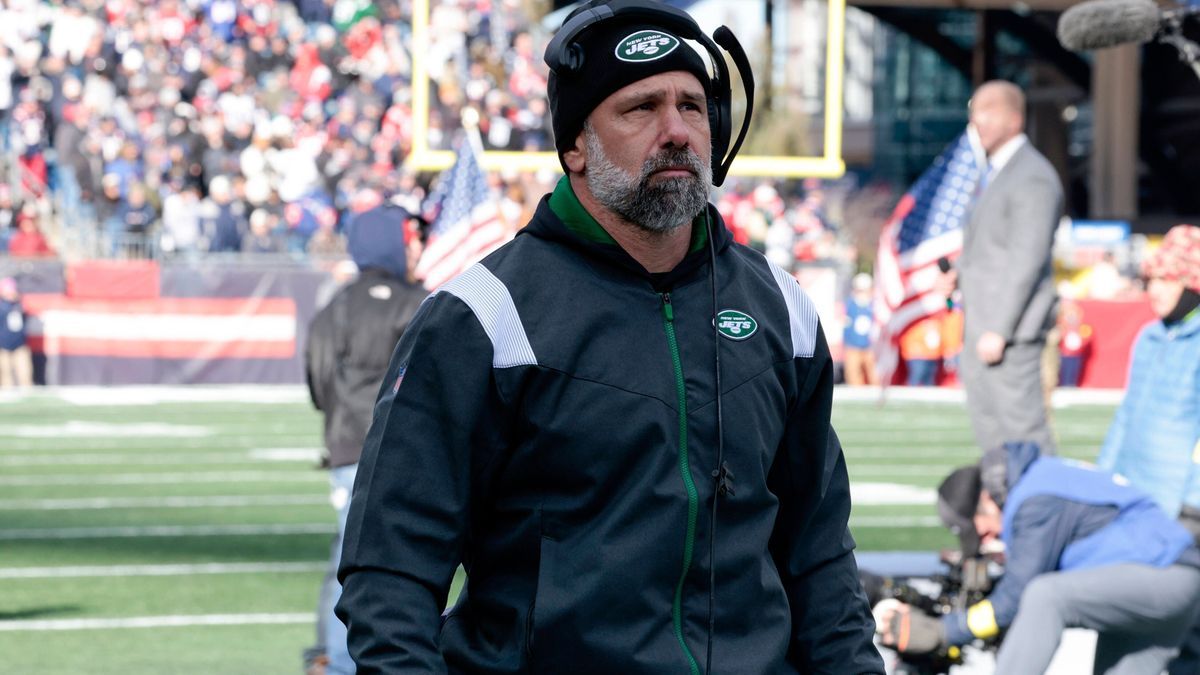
[
  {"xmin": 879, "ymin": 442, "xmax": 1200, "ymax": 674},
  {"xmin": 0, "ymin": 276, "xmax": 33, "ymax": 388},
  {"xmin": 334, "ymin": 2, "xmax": 883, "ymax": 673},
  {"xmin": 1096, "ymin": 222, "xmax": 1200, "ymax": 674}
]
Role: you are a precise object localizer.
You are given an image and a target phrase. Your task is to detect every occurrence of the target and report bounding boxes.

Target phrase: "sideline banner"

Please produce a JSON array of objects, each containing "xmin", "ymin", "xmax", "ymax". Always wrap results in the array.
[{"xmin": 20, "ymin": 261, "xmax": 332, "ymax": 385}]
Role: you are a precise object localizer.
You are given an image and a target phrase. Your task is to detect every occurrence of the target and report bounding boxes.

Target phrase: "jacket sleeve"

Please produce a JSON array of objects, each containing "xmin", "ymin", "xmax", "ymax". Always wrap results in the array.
[
  {"xmin": 942, "ymin": 496, "xmax": 1075, "ymax": 644},
  {"xmin": 979, "ymin": 170, "xmax": 1062, "ymax": 341},
  {"xmin": 1097, "ymin": 326, "xmax": 1150, "ymax": 472},
  {"xmin": 770, "ymin": 327, "xmax": 885, "ymax": 674},
  {"xmin": 1096, "ymin": 387, "xmax": 1131, "ymax": 473},
  {"xmin": 304, "ymin": 302, "xmax": 338, "ymax": 413},
  {"xmin": 335, "ymin": 293, "xmax": 510, "ymax": 674},
  {"xmin": 1185, "ymin": 355, "xmax": 1200, "ymax": 512}
]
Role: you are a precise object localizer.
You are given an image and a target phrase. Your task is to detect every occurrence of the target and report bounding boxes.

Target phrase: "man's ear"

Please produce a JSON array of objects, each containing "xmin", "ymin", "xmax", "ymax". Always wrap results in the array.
[{"xmin": 563, "ymin": 130, "xmax": 587, "ymax": 174}]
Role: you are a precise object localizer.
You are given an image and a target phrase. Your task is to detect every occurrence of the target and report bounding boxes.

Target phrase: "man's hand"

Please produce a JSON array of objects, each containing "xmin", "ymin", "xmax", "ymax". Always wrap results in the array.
[
  {"xmin": 933, "ymin": 269, "xmax": 957, "ymax": 299},
  {"xmin": 873, "ymin": 599, "xmax": 946, "ymax": 655},
  {"xmin": 976, "ymin": 331, "xmax": 1006, "ymax": 365}
]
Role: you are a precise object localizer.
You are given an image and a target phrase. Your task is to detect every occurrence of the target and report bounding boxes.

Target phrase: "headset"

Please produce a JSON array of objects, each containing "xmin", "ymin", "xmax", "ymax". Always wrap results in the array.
[{"xmin": 543, "ymin": 0, "xmax": 755, "ymax": 187}]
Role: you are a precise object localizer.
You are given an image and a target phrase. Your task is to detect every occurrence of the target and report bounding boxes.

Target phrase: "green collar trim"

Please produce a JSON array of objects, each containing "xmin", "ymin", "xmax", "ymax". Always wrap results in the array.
[
  {"xmin": 548, "ymin": 176, "xmax": 709, "ymax": 253},
  {"xmin": 549, "ymin": 177, "xmax": 617, "ymax": 245}
]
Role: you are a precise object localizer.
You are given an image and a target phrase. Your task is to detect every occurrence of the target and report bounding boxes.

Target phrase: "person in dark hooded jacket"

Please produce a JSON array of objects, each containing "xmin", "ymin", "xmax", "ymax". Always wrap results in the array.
[
  {"xmin": 335, "ymin": 3, "xmax": 882, "ymax": 673},
  {"xmin": 879, "ymin": 442, "xmax": 1200, "ymax": 674},
  {"xmin": 304, "ymin": 202, "xmax": 427, "ymax": 675}
]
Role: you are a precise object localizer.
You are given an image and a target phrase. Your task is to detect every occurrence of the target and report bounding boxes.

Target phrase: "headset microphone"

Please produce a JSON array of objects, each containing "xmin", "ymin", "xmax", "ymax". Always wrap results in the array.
[{"xmin": 712, "ymin": 26, "xmax": 754, "ymax": 187}]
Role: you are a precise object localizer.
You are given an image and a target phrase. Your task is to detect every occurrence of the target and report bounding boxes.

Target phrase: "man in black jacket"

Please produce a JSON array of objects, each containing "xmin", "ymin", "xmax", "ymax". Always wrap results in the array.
[
  {"xmin": 336, "ymin": 3, "xmax": 882, "ymax": 673},
  {"xmin": 305, "ymin": 202, "xmax": 427, "ymax": 675}
]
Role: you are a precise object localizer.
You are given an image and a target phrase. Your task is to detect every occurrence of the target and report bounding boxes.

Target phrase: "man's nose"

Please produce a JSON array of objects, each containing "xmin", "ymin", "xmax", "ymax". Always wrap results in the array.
[{"xmin": 660, "ymin": 106, "xmax": 692, "ymax": 148}]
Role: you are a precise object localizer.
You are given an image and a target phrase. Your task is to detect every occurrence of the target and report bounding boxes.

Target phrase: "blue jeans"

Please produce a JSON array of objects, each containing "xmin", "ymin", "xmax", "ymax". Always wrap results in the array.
[
  {"xmin": 906, "ymin": 359, "xmax": 938, "ymax": 386},
  {"xmin": 326, "ymin": 463, "xmax": 358, "ymax": 674},
  {"xmin": 1059, "ymin": 354, "xmax": 1084, "ymax": 387}
]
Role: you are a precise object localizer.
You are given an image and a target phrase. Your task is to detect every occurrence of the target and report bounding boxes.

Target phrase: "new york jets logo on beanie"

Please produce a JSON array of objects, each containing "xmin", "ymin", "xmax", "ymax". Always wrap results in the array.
[
  {"xmin": 547, "ymin": 21, "xmax": 712, "ymax": 165},
  {"xmin": 615, "ymin": 30, "xmax": 680, "ymax": 62}
]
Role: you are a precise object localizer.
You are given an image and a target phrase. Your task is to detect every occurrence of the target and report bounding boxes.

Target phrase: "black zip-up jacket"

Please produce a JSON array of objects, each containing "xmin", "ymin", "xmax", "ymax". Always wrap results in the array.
[
  {"xmin": 337, "ymin": 180, "xmax": 883, "ymax": 674},
  {"xmin": 305, "ymin": 268, "xmax": 427, "ymax": 468}
]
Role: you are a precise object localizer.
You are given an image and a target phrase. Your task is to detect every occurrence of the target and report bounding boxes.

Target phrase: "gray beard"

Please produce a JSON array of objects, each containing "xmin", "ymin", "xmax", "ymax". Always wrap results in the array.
[{"xmin": 584, "ymin": 125, "xmax": 711, "ymax": 234}]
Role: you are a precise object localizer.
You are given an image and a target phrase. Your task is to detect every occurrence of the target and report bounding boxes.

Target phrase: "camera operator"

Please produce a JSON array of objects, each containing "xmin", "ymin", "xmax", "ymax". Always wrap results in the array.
[{"xmin": 877, "ymin": 442, "xmax": 1200, "ymax": 674}]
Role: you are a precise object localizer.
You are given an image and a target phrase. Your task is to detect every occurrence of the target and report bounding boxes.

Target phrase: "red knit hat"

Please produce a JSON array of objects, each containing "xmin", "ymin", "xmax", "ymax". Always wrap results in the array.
[{"xmin": 1142, "ymin": 224, "xmax": 1200, "ymax": 291}]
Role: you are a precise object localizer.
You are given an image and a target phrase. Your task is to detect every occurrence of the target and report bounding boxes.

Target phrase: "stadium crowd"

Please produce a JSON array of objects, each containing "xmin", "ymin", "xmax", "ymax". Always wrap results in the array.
[{"xmin": 0, "ymin": 0, "xmax": 847, "ymax": 273}]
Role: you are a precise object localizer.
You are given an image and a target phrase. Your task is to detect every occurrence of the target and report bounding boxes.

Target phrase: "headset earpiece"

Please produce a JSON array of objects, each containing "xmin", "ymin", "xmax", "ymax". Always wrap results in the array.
[{"xmin": 562, "ymin": 43, "xmax": 586, "ymax": 75}]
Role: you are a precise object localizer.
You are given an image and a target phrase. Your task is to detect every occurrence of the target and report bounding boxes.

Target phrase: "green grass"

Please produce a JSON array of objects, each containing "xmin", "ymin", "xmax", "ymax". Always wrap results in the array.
[{"xmin": 0, "ymin": 389, "xmax": 1117, "ymax": 672}]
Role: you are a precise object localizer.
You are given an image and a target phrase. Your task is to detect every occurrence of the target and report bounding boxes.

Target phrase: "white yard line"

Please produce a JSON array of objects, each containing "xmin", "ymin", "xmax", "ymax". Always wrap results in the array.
[
  {"xmin": 0, "ymin": 613, "xmax": 314, "ymax": 632},
  {"xmin": 847, "ymin": 465, "xmax": 958, "ymax": 477},
  {"xmin": 0, "ymin": 422, "xmax": 212, "ymax": 438},
  {"xmin": 0, "ymin": 385, "xmax": 310, "ymax": 406},
  {"xmin": 849, "ymin": 515, "xmax": 942, "ymax": 527},
  {"xmin": 0, "ymin": 523, "xmax": 335, "ymax": 540},
  {"xmin": 841, "ymin": 447, "xmax": 982, "ymax": 459},
  {"xmin": 832, "ymin": 385, "xmax": 1123, "ymax": 406},
  {"xmin": 0, "ymin": 437, "xmax": 320, "ymax": 451},
  {"xmin": 0, "ymin": 495, "xmax": 327, "ymax": 510},
  {"xmin": 0, "ymin": 451, "xmax": 320, "ymax": 466},
  {"xmin": 850, "ymin": 482, "xmax": 937, "ymax": 506},
  {"xmin": 0, "ymin": 561, "xmax": 326, "ymax": 579},
  {"xmin": 0, "ymin": 471, "xmax": 325, "ymax": 486}
]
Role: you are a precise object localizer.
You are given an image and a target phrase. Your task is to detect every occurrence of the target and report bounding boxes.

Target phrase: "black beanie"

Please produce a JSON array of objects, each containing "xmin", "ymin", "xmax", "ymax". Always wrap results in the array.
[
  {"xmin": 937, "ymin": 465, "xmax": 982, "ymax": 557},
  {"xmin": 546, "ymin": 15, "xmax": 712, "ymax": 163}
]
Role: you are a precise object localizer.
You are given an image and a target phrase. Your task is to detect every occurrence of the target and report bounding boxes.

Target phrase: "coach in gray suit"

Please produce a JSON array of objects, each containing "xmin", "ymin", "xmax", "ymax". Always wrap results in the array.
[{"xmin": 937, "ymin": 81, "xmax": 1063, "ymax": 454}]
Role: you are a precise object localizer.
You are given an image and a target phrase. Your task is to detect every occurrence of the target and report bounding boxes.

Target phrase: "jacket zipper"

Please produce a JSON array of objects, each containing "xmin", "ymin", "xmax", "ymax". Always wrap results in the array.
[{"xmin": 661, "ymin": 292, "xmax": 701, "ymax": 675}]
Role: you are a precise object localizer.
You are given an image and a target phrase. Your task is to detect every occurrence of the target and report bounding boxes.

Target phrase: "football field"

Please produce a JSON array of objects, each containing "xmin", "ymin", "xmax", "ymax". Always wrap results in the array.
[{"xmin": 0, "ymin": 387, "xmax": 1116, "ymax": 673}]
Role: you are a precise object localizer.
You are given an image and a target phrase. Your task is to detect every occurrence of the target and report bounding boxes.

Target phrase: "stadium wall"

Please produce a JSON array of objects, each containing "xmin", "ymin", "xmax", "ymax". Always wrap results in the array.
[{"xmin": 1, "ymin": 258, "xmax": 330, "ymax": 386}]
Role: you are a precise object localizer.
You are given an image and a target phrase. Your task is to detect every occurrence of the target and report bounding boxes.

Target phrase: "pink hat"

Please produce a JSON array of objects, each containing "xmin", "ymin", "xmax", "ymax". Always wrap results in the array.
[
  {"xmin": 1142, "ymin": 224, "xmax": 1200, "ymax": 291},
  {"xmin": 0, "ymin": 277, "xmax": 16, "ymax": 296}
]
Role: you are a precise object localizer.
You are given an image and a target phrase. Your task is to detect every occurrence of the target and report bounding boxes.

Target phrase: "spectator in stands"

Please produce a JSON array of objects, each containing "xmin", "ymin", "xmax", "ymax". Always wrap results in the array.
[
  {"xmin": 900, "ymin": 314, "xmax": 943, "ymax": 386},
  {"xmin": 199, "ymin": 175, "xmax": 246, "ymax": 253},
  {"xmin": 1057, "ymin": 299, "xmax": 1092, "ymax": 387},
  {"xmin": 105, "ymin": 141, "xmax": 143, "ymax": 199},
  {"xmin": 160, "ymin": 182, "xmax": 203, "ymax": 256},
  {"xmin": 1085, "ymin": 251, "xmax": 1130, "ymax": 300},
  {"xmin": 0, "ymin": 45, "xmax": 12, "ymax": 150},
  {"xmin": 7, "ymin": 210, "xmax": 54, "ymax": 258},
  {"xmin": 0, "ymin": 185, "xmax": 15, "ymax": 250},
  {"xmin": 304, "ymin": 202, "xmax": 426, "ymax": 675},
  {"xmin": 1096, "ymin": 224, "xmax": 1200, "ymax": 675},
  {"xmin": 0, "ymin": 277, "xmax": 33, "ymax": 388},
  {"xmin": 241, "ymin": 208, "xmax": 286, "ymax": 254},
  {"xmin": 842, "ymin": 272, "xmax": 879, "ymax": 386},
  {"xmin": 114, "ymin": 182, "xmax": 157, "ymax": 256},
  {"xmin": 307, "ymin": 218, "xmax": 347, "ymax": 259}
]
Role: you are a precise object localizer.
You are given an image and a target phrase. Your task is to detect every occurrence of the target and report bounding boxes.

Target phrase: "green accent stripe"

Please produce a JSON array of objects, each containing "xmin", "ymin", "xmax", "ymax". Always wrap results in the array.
[
  {"xmin": 661, "ymin": 293, "xmax": 701, "ymax": 675},
  {"xmin": 548, "ymin": 177, "xmax": 618, "ymax": 245}
]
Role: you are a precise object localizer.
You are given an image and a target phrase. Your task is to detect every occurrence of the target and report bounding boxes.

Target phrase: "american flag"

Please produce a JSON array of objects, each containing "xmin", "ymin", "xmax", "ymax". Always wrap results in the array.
[
  {"xmin": 414, "ymin": 140, "xmax": 510, "ymax": 290},
  {"xmin": 874, "ymin": 131, "xmax": 984, "ymax": 382}
]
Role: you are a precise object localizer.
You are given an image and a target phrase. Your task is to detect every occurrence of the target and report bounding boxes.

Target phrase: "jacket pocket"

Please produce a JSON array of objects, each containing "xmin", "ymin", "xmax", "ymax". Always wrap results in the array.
[{"xmin": 526, "ymin": 532, "xmax": 560, "ymax": 670}]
